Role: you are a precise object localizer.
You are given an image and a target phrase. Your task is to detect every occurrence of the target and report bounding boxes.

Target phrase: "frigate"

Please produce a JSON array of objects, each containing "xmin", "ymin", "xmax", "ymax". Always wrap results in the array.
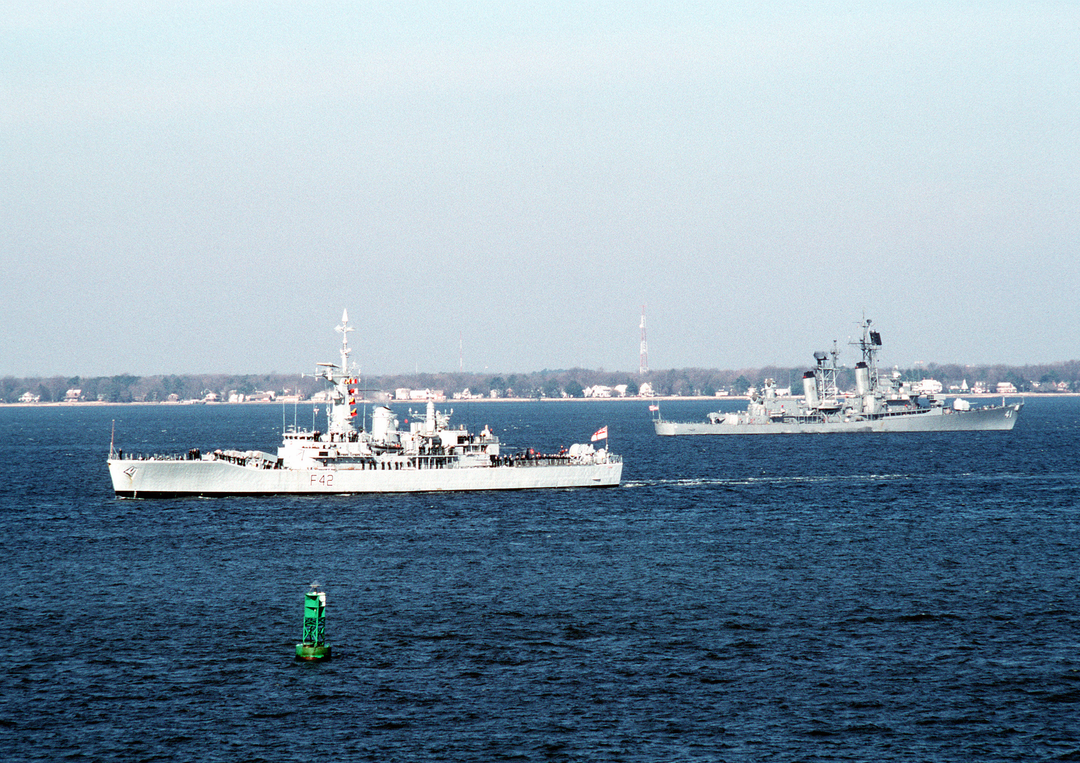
[
  {"xmin": 654, "ymin": 319, "xmax": 1022, "ymax": 435},
  {"xmin": 108, "ymin": 311, "xmax": 621, "ymax": 497}
]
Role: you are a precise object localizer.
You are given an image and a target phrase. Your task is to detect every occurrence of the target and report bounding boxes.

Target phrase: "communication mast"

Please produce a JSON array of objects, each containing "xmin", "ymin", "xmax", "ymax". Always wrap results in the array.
[{"xmin": 639, "ymin": 305, "xmax": 649, "ymax": 375}]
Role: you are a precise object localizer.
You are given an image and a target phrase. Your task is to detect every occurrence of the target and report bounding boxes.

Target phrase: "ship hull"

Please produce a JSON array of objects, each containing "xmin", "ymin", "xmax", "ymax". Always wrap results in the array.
[
  {"xmin": 108, "ymin": 458, "xmax": 623, "ymax": 498},
  {"xmin": 654, "ymin": 402, "xmax": 1022, "ymax": 435}
]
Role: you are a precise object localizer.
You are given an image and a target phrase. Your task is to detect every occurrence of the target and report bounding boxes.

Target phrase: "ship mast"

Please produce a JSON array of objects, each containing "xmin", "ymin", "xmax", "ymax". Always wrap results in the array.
[
  {"xmin": 336, "ymin": 308, "xmax": 354, "ymax": 374},
  {"xmin": 856, "ymin": 318, "xmax": 882, "ymax": 391},
  {"xmin": 813, "ymin": 342, "xmax": 841, "ymax": 404},
  {"xmin": 315, "ymin": 309, "xmax": 358, "ymax": 437}
]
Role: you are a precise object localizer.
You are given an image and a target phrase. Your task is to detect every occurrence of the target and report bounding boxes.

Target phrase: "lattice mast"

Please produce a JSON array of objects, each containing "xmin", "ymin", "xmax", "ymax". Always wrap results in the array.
[{"xmin": 639, "ymin": 305, "xmax": 649, "ymax": 375}]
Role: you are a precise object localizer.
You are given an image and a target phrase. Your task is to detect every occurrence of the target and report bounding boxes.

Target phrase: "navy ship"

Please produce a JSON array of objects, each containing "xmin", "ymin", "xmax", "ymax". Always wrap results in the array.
[
  {"xmin": 654, "ymin": 319, "xmax": 1023, "ymax": 435},
  {"xmin": 108, "ymin": 311, "xmax": 621, "ymax": 496}
]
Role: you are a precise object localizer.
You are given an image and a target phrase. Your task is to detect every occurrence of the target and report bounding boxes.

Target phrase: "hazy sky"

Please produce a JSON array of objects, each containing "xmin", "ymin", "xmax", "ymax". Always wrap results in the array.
[{"xmin": 3, "ymin": 2, "xmax": 1078, "ymax": 377}]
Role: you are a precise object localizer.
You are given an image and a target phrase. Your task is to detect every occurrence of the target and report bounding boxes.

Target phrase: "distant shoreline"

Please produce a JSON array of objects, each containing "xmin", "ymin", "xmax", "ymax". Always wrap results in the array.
[{"xmin": 0, "ymin": 392, "xmax": 1057, "ymax": 409}]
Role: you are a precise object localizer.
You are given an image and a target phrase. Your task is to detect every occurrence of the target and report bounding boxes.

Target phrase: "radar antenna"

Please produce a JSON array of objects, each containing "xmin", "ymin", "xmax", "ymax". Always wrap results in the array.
[{"xmin": 850, "ymin": 317, "xmax": 882, "ymax": 391}]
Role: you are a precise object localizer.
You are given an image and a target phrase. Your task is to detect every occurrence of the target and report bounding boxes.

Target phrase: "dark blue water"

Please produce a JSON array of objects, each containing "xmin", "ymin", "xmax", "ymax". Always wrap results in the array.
[{"xmin": 2, "ymin": 398, "xmax": 1078, "ymax": 762}]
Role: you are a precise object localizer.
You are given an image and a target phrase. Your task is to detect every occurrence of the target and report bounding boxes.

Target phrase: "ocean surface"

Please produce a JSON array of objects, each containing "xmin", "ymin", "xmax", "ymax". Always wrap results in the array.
[{"xmin": 2, "ymin": 397, "xmax": 1078, "ymax": 762}]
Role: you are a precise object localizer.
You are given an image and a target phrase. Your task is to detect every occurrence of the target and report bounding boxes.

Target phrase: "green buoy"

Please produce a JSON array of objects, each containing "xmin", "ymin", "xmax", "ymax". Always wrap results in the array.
[{"xmin": 295, "ymin": 582, "xmax": 332, "ymax": 661}]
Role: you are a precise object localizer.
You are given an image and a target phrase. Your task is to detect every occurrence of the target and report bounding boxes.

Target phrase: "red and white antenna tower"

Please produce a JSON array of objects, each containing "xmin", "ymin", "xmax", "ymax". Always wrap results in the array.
[{"xmin": 639, "ymin": 305, "xmax": 649, "ymax": 375}]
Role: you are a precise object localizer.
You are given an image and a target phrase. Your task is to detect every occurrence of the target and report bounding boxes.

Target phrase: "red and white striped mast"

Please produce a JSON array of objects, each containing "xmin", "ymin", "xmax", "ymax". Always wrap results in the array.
[{"xmin": 639, "ymin": 305, "xmax": 649, "ymax": 375}]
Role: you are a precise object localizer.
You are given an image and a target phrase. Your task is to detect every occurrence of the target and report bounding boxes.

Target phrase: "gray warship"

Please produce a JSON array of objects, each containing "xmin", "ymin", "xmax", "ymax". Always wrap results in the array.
[
  {"xmin": 108, "ymin": 310, "xmax": 622, "ymax": 496},
  {"xmin": 654, "ymin": 319, "xmax": 1023, "ymax": 435}
]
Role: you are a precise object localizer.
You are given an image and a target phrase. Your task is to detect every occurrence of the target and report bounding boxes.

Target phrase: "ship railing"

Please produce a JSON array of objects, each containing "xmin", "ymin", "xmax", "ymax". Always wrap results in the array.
[
  {"xmin": 513, "ymin": 456, "xmax": 573, "ymax": 467},
  {"xmin": 395, "ymin": 453, "xmax": 623, "ymax": 470},
  {"xmin": 513, "ymin": 453, "xmax": 622, "ymax": 467},
  {"xmin": 112, "ymin": 451, "xmax": 203, "ymax": 462}
]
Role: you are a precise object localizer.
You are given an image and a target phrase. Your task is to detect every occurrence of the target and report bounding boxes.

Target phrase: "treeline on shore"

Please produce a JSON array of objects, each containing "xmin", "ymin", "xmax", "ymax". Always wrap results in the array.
[{"xmin": 4, "ymin": 360, "xmax": 1079, "ymax": 404}]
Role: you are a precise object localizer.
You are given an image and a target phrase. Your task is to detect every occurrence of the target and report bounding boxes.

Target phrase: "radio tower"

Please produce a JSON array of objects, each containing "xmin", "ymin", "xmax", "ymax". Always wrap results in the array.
[{"xmin": 639, "ymin": 305, "xmax": 649, "ymax": 375}]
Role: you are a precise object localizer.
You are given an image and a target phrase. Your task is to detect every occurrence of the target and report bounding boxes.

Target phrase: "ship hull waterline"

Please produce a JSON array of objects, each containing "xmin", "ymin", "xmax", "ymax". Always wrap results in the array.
[
  {"xmin": 109, "ymin": 458, "xmax": 623, "ymax": 498},
  {"xmin": 654, "ymin": 402, "xmax": 1022, "ymax": 436}
]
